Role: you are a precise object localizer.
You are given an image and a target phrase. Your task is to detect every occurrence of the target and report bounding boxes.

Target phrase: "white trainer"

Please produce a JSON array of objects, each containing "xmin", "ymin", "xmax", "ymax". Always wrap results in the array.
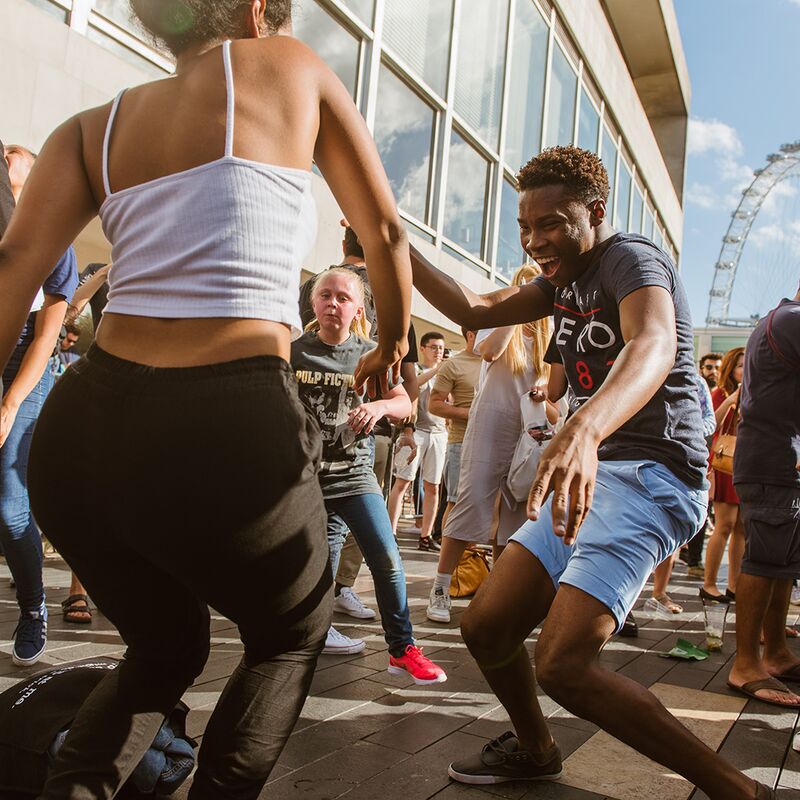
[
  {"xmin": 323, "ymin": 625, "xmax": 366, "ymax": 655},
  {"xmin": 426, "ymin": 587, "xmax": 451, "ymax": 623},
  {"xmin": 333, "ymin": 587, "xmax": 376, "ymax": 620}
]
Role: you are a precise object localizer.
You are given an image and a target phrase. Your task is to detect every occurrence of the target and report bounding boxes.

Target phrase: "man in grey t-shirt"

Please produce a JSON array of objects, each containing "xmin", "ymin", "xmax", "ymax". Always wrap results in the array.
[{"xmin": 387, "ymin": 331, "xmax": 448, "ymax": 545}]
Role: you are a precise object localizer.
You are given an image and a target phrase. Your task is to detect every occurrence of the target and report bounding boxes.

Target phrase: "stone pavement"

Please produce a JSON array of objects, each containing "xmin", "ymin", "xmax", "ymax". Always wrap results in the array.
[{"xmin": 3, "ymin": 525, "xmax": 800, "ymax": 799}]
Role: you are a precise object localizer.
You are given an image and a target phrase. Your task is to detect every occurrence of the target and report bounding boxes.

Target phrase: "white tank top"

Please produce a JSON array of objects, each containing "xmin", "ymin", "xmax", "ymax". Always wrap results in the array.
[{"xmin": 99, "ymin": 40, "xmax": 316, "ymax": 337}]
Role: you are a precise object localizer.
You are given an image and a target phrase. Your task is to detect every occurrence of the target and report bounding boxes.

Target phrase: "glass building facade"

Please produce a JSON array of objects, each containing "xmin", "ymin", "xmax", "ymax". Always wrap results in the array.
[{"xmin": 25, "ymin": 0, "xmax": 680, "ymax": 283}]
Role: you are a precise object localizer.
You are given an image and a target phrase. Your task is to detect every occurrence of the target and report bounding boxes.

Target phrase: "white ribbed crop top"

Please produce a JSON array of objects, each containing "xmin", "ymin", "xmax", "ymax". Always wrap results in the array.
[{"xmin": 99, "ymin": 40, "xmax": 316, "ymax": 337}]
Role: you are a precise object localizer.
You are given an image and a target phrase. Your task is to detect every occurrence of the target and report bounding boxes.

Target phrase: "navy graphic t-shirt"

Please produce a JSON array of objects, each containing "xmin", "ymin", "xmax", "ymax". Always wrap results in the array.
[
  {"xmin": 292, "ymin": 331, "xmax": 398, "ymax": 499},
  {"xmin": 735, "ymin": 299, "xmax": 800, "ymax": 488},
  {"xmin": 533, "ymin": 233, "xmax": 707, "ymax": 488}
]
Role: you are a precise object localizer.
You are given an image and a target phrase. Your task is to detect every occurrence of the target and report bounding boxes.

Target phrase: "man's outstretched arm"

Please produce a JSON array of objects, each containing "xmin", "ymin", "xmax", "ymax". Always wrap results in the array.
[
  {"xmin": 410, "ymin": 243, "xmax": 552, "ymax": 329},
  {"xmin": 528, "ymin": 285, "xmax": 677, "ymax": 543},
  {"xmin": 0, "ymin": 140, "xmax": 14, "ymax": 237}
]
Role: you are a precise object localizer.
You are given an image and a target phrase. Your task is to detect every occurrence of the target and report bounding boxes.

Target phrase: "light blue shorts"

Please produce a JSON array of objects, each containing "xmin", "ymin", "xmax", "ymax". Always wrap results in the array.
[{"xmin": 509, "ymin": 460, "xmax": 708, "ymax": 632}]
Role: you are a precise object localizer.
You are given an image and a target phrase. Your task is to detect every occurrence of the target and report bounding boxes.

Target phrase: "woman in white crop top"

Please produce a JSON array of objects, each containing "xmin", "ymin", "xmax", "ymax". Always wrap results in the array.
[{"xmin": 0, "ymin": 2, "xmax": 412, "ymax": 798}]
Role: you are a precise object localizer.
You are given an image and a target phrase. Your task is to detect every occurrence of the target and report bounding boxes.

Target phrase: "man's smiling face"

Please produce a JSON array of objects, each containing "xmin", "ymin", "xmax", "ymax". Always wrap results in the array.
[{"xmin": 517, "ymin": 184, "xmax": 606, "ymax": 288}]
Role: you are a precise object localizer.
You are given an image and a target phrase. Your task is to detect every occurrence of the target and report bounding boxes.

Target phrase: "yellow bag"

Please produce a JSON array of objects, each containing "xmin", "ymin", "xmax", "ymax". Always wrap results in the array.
[{"xmin": 450, "ymin": 549, "xmax": 490, "ymax": 598}]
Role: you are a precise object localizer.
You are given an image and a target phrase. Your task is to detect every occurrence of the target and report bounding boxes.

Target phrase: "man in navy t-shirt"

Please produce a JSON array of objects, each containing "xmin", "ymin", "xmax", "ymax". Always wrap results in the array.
[
  {"xmin": 727, "ymin": 283, "xmax": 800, "ymax": 709},
  {"xmin": 410, "ymin": 146, "xmax": 769, "ymax": 799}
]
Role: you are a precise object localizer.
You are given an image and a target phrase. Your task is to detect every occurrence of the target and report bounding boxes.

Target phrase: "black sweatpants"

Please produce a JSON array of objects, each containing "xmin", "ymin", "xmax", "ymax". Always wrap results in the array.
[{"xmin": 28, "ymin": 344, "xmax": 332, "ymax": 800}]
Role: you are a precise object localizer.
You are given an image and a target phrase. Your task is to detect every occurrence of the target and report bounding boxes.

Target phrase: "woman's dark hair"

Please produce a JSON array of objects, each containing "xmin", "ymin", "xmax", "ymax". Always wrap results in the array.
[
  {"xmin": 130, "ymin": 0, "xmax": 293, "ymax": 56},
  {"xmin": 343, "ymin": 226, "xmax": 364, "ymax": 260}
]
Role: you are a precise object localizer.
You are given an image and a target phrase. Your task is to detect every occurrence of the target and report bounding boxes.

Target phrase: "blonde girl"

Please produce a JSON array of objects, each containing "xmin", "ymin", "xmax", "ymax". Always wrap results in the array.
[{"xmin": 291, "ymin": 269, "xmax": 447, "ymax": 684}]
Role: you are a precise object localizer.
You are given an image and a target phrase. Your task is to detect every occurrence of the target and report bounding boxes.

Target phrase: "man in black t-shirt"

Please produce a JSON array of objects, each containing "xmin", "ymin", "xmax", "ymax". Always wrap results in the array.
[
  {"xmin": 727, "ymin": 284, "xmax": 800, "ymax": 709},
  {"xmin": 409, "ymin": 147, "xmax": 768, "ymax": 799}
]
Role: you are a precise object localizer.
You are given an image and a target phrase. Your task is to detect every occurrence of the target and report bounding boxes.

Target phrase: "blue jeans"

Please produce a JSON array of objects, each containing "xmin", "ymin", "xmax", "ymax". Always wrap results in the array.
[
  {"xmin": 0, "ymin": 361, "xmax": 54, "ymax": 614},
  {"xmin": 326, "ymin": 493, "xmax": 413, "ymax": 657}
]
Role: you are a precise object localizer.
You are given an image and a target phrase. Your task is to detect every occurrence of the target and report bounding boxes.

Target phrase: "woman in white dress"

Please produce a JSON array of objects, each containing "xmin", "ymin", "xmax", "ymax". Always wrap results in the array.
[{"xmin": 426, "ymin": 264, "xmax": 557, "ymax": 623}]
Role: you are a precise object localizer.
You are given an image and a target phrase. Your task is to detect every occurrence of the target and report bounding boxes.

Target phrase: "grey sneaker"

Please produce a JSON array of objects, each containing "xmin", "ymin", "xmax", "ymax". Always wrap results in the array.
[{"xmin": 448, "ymin": 731, "xmax": 562, "ymax": 784}]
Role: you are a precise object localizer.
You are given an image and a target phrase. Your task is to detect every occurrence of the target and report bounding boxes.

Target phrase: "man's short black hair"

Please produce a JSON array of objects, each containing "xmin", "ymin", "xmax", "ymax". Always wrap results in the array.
[
  {"xmin": 420, "ymin": 331, "xmax": 445, "ymax": 347},
  {"xmin": 517, "ymin": 145, "xmax": 609, "ymax": 204},
  {"xmin": 699, "ymin": 352, "xmax": 723, "ymax": 366},
  {"xmin": 343, "ymin": 226, "xmax": 364, "ymax": 260}
]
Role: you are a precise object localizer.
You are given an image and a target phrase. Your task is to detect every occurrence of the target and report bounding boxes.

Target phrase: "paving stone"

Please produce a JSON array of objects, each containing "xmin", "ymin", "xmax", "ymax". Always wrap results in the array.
[{"xmin": 263, "ymin": 739, "xmax": 407, "ymax": 799}]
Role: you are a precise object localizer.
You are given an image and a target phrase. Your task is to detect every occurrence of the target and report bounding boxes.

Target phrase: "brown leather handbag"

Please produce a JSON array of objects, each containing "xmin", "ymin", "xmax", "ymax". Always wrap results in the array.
[
  {"xmin": 450, "ymin": 549, "xmax": 490, "ymax": 598},
  {"xmin": 711, "ymin": 394, "xmax": 740, "ymax": 476}
]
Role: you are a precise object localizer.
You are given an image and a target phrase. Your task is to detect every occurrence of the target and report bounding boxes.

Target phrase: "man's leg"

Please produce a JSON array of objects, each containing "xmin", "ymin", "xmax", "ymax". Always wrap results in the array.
[
  {"xmin": 460, "ymin": 542, "xmax": 556, "ymax": 753},
  {"xmin": 534, "ymin": 585, "xmax": 759, "ymax": 800},
  {"xmin": 419, "ymin": 480, "xmax": 440, "ymax": 540},
  {"xmin": 728, "ymin": 573, "xmax": 800, "ymax": 704},
  {"xmin": 387, "ymin": 477, "xmax": 412, "ymax": 536}
]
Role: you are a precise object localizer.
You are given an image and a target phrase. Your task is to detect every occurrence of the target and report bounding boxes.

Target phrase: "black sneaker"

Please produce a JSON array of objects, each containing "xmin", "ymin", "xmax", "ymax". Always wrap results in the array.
[
  {"xmin": 12, "ymin": 607, "xmax": 48, "ymax": 667},
  {"xmin": 447, "ymin": 731, "xmax": 562, "ymax": 785},
  {"xmin": 418, "ymin": 536, "xmax": 441, "ymax": 552},
  {"xmin": 617, "ymin": 611, "xmax": 638, "ymax": 638}
]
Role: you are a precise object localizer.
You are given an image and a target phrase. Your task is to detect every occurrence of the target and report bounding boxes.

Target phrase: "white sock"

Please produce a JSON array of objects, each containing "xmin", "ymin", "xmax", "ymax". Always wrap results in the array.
[{"xmin": 433, "ymin": 572, "xmax": 452, "ymax": 593}]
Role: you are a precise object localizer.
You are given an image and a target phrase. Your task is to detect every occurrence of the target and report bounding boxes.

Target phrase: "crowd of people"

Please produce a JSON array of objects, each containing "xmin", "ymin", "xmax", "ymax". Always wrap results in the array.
[{"xmin": 0, "ymin": 2, "xmax": 798, "ymax": 799}]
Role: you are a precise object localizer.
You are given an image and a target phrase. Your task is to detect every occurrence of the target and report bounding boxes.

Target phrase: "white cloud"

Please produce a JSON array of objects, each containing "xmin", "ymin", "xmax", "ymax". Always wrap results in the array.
[
  {"xmin": 789, "ymin": 0, "xmax": 800, "ymax": 7},
  {"xmin": 687, "ymin": 117, "xmax": 743, "ymax": 158},
  {"xmin": 686, "ymin": 182, "xmax": 717, "ymax": 209}
]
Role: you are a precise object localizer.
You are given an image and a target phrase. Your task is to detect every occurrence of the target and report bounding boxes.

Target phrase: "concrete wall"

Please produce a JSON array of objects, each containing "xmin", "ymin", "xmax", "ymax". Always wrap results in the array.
[
  {"xmin": 557, "ymin": 0, "xmax": 685, "ymax": 246},
  {"xmin": 0, "ymin": 0, "xmax": 158, "ymax": 265}
]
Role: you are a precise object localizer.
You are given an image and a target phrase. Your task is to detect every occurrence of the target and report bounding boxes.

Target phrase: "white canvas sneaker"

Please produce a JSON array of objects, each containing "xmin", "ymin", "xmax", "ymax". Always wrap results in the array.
[
  {"xmin": 333, "ymin": 588, "xmax": 376, "ymax": 620},
  {"xmin": 323, "ymin": 625, "xmax": 366, "ymax": 655},
  {"xmin": 426, "ymin": 587, "xmax": 451, "ymax": 623}
]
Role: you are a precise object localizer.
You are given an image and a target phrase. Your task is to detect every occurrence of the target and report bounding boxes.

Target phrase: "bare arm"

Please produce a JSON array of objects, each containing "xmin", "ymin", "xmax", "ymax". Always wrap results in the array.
[
  {"xmin": 714, "ymin": 389, "xmax": 739, "ymax": 428},
  {"xmin": 410, "ymin": 243, "xmax": 552, "ymax": 329},
  {"xmin": 314, "ymin": 62, "xmax": 411, "ymax": 394},
  {"xmin": 0, "ymin": 296, "xmax": 67, "ymax": 447},
  {"xmin": 417, "ymin": 364, "xmax": 440, "ymax": 387},
  {"xmin": 528, "ymin": 286, "xmax": 678, "ymax": 543},
  {"xmin": 476, "ymin": 326, "xmax": 515, "ymax": 363},
  {"xmin": 400, "ymin": 361, "xmax": 419, "ymax": 404},
  {"xmin": 347, "ymin": 384, "xmax": 412, "ymax": 435},
  {"xmin": 0, "ymin": 140, "xmax": 14, "ymax": 237},
  {"xmin": 428, "ymin": 389, "xmax": 470, "ymax": 422},
  {"xmin": 67, "ymin": 264, "xmax": 111, "ymax": 324},
  {"xmin": 0, "ymin": 117, "xmax": 96, "ymax": 375}
]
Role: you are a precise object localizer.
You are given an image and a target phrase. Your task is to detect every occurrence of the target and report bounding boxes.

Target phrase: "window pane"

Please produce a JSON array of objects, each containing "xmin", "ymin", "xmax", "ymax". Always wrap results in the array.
[
  {"xmin": 654, "ymin": 227, "xmax": 664, "ymax": 250},
  {"xmin": 545, "ymin": 44, "xmax": 577, "ymax": 147},
  {"xmin": 504, "ymin": 0, "xmax": 548, "ymax": 171},
  {"xmin": 26, "ymin": 0, "xmax": 68, "ymax": 23},
  {"xmin": 577, "ymin": 89, "xmax": 599, "ymax": 153},
  {"xmin": 342, "ymin": 0, "xmax": 374, "ymax": 26},
  {"xmin": 93, "ymin": 0, "xmax": 144, "ymax": 37},
  {"xmin": 615, "ymin": 160, "xmax": 632, "ymax": 231},
  {"xmin": 496, "ymin": 180, "xmax": 522, "ymax": 281},
  {"xmin": 601, "ymin": 128, "xmax": 617, "ymax": 223},
  {"xmin": 444, "ymin": 130, "xmax": 490, "ymax": 258},
  {"xmin": 454, "ymin": 0, "xmax": 509, "ymax": 147},
  {"xmin": 383, "ymin": 0, "xmax": 453, "ymax": 96},
  {"xmin": 374, "ymin": 66, "xmax": 435, "ymax": 224},
  {"xmin": 645, "ymin": 208, "xmax": 656, "ymax": 241},
  {"xmin": 631, "ymin": 186, "xmax": 644, "ymax": 234},
  {"xmin": 294, "ymin": 1, "xmax": 360, "ymax": 98}
]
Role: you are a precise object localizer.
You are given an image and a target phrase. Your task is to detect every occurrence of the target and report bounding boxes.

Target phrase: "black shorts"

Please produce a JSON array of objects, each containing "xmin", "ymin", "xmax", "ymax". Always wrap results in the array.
[{"xmin": 737, "ymin": 482, "xmax": 800, "ymax": 580}]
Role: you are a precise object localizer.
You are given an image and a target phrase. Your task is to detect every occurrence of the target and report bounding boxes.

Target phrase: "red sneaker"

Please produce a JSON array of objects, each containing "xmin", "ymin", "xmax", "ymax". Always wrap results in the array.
[{"xmin": 388, "ymin": 645, "xmax": 447, "ymax": 685}]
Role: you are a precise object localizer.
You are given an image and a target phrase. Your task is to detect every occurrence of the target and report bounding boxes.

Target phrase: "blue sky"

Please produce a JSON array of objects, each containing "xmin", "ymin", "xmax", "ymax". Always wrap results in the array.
[{"xmin": 674, "ymin": 0, "xmax": 800, "ymax": 325}]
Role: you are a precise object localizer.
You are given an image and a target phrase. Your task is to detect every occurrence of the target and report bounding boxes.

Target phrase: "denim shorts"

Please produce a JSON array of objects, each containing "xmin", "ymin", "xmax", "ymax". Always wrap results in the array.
[
  {"xmin": 509, "ymin": 460, "xmax": 708, "ymax": 632},
  {"xmin": 445, "ymin": 442, "xmax": 463, "ymax": 502},
  {"xmin": 737, "ymin": 483, "xmax": 800, "ymax": 580}
]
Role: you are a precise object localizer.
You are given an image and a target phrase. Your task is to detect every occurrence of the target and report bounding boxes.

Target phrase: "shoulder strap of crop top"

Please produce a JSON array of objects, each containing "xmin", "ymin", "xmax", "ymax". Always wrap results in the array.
[
  {"xmin": 102, "ymin": 90, "xmax": 126, "ymax": 197},
  {"xmin": 222, "ymin": 40, "xmax": 235, "ymax": 158}
]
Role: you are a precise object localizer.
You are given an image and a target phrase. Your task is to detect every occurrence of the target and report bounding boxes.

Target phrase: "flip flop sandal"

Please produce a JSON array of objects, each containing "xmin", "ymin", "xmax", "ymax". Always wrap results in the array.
[
  {"xmin": 727, "ymin": 677, "xmax": 800, "ymax": 708},
  {"xmin": 772, "ymin": 662, "xmax": 800, "ymax": 683},
  {"xmin": 62, "ymin": 594, "xmax": 92, "ymax": 625},
  {"xmin": 654, "ymin": 594, "xmax": 683, "ymax": 614}
]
